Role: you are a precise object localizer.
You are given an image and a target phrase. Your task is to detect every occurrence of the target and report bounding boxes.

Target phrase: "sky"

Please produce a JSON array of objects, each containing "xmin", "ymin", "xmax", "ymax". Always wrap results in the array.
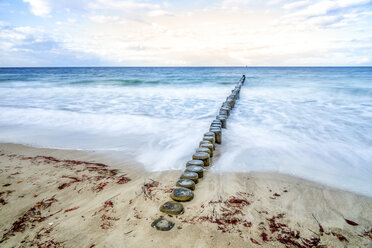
[{"xmin": 0, "ymin": 0, "xmax": 371, "ymax": 66}]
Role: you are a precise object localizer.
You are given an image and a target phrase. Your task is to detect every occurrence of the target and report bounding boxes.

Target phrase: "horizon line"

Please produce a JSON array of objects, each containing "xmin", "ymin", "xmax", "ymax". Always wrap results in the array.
[{"xmin": 1, "ymin": 66, "xmax": 372, "ymax": 68}]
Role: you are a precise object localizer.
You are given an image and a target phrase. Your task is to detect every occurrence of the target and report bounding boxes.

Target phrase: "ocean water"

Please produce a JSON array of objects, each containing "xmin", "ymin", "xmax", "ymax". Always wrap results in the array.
[{"xmin": 0, "ymin": 67, "xmax": 371, "ymax": 196}]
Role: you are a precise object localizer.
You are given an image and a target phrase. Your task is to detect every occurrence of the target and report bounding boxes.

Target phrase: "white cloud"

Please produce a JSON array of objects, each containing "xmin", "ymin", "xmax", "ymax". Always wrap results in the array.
[
  {"xmin": 89, "ymin": 15, "xmax": 122, "ymax": 24},
  {"xmin": 23, "ymin": 0, "xmax": 51, "ymax": 17},
  {"xmin": 279, "ymin": 0, "xmax": 372, "ymax": 28},
  {"xmin": 283, "ymin": 0, "xmax": 310, "ymax": 10},
  {"xmin": 88, "ymin": 0, "xmax": 161, "ymax": 11},
  {"xmin": 47, "ymin": 9, "xmax": 358, "ymax": 65},
  {"xmin": 0, "ymin": 21, "xmax": 9, "ymax": 27},
  {"xmin": 22, "ymin": 0, "xmax": 165, "ymax": 18},
  {"xmin": 287, "ymin": 0, "xmax": 371, "ymax": 18},
  {"xmin": 8, "ymin": 0, "xmax": 372, "ymax": 65},
  {"xmin": 147, "ymin": 10, "xmax": 170, "ymax": 17},
  {"xmin": 267, "ymin": 0, "xmax": 284, "ymax": 5},
  {"xmin": 0, "ymin": 24, "xmax": 51, "ymax": 57},
  {"xmin": 151, "ymin": 23, "xmax": 168, "ymax": 32},
  {"xmin": 219, "ymin": 0, "xmax": 255, "ymax": 10}
]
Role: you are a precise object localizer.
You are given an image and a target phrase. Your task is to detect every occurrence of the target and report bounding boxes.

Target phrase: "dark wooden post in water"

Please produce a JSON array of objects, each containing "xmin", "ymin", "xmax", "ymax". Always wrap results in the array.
[{"xmin": 152, "ymin": 75, "xmax": 246, "ymax": 230}]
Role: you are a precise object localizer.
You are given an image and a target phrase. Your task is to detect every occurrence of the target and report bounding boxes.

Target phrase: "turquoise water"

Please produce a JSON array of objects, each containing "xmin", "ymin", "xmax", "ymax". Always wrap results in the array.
[{"xmin": 0, "ymin": 67, "xmax": 371, "ymax": 196}]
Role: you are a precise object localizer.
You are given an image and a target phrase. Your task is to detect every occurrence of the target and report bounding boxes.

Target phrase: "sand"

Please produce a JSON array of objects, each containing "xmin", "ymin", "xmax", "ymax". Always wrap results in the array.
[{"xmin": 0, "ymin": 143, "xmax": 371, "ymax": 248}]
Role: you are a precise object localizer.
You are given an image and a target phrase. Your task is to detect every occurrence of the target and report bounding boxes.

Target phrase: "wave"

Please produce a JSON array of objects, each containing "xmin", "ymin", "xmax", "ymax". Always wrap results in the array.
[
  {"xmin": 0, "ymin": 106, "xmax": 211, "ymax": 172},
  {"xmin": 67, "ymin": 79, "xmax": 164, "ymax": 86},
  {"xmin": 0, "ymin": 67, "xmax": 371, "ymax": 196},
  {"xmin": 212, "ymin": 88, "xmax": 372, "ymax": 197},
  {"xmin": 0, "ymin": 78, "xmax": 13, "ymax": 82}
]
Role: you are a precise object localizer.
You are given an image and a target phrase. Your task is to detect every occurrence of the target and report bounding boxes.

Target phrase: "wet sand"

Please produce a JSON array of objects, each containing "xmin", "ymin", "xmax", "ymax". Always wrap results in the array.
[{"xmin": 0, "ymin": 143, "xmax": 371, "ymax": 247}]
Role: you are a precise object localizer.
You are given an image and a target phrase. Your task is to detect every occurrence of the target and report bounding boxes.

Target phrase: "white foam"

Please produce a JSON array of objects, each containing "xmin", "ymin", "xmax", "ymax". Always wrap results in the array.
[
  {"xmin": 212, "ymin": 88, "xmax": 372, "ymax": 197},
  {"xmin": 0, "ymin": 85, "xmax": 230, "ymax": 172},
  {"xmin": 1, "ymin": 68, "xmax": 371, "ymax": 197}
]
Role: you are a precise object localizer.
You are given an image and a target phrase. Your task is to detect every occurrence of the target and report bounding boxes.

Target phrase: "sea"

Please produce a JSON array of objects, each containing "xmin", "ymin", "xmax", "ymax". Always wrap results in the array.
[{"xmin": 0, "ymin": 67, "xmax": 371, "ymax": 196}]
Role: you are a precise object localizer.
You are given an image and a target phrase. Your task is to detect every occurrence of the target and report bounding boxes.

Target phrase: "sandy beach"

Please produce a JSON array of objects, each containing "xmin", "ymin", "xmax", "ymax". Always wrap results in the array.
[
  {"xmin": 0, "ymin": 143, "xmax": 371, "ymax": 248},
  {"xmin": 2, "ymin": 0, "xmax": 372, "ymax": 245}
]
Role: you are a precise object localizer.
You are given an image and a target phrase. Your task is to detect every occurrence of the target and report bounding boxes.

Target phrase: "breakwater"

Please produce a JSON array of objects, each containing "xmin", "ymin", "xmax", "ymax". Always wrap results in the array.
[{"xmin": 151, "ymin": 75, "xmax": 246, "ymax": 231}]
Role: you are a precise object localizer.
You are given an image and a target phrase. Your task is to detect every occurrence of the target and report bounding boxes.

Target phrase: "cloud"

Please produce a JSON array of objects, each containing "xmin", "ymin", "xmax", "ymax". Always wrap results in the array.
[
  {"xmin": 0, "ymin": 23, "xmax": 104, "ymax": 66},
  {"xmin": 279, "ymin": 0, "xmax": 372, "ymax": 28},
  {"xmin": 147, "ymin": 10, "xmax": 171, "ymax": 17},
  {"xmin": 5, "ymin": 0, "xmax": 372, "ymax": 66},
  {"xmin": 283, "ymin": 0, "xmax": 310, "ymax": 10},
  {"xmin": 0, "ymin": 24, "xmax": 51, "ymax": 52},
  {"xmin": 46, "ymin": 9, "xmax": 361, "ymax": 66},
  {"xmin": 22, "ymin": 0, "xmax": 165, "ymax": 18},
  {"xmin": 217, "ymin": 0, "xmax": 263, "ymax": 11},
  {"xmin": 267, "ymin": 0, "xmax": 284, "ymax": 5},
  {"xmin": 89, "ymin": 15, "xmax": 123, "ymax": 24},
  {"xmin": 22, "ymin": 0, "xmax": 51, "ymax": 17},
  {"xmin": 88, "ymin": 0, "xmax": 161, "ymax": 11},
  {"xmin": 288, "ymin": 0, "xmax": 371, "ymax": 18},
  {"xmin": 220, "ymin": 0, "xmax": 252, "ymax": 8}
]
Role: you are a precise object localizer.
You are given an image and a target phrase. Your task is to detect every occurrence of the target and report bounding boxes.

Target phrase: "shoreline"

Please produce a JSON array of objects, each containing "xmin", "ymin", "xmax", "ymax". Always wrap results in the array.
[
  {"xmin": 1, "ymin": 142, "xmax": 370, "ymax": 199},
  {"xmin": 0, "ymin": 143, "xmax": 371, "ymax": 247}
]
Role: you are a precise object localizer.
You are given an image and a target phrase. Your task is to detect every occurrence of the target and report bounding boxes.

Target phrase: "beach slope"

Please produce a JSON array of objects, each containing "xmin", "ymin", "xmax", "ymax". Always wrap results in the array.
[{"xmin": 0, "ymin": 143, "xmax": 371, "ymax": 247}]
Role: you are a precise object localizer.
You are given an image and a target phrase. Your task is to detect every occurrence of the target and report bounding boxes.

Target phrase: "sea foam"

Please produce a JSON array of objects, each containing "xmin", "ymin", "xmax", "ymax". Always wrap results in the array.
[{"xmin": 0, "ymin": 67, "xmax": 371, "ymax": 196}]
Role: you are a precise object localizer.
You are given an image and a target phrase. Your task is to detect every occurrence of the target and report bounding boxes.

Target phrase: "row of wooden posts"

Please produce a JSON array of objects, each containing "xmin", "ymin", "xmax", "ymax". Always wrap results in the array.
[{"xmin": 151, "ymin": 75, "xmax": 246, "ymax": 231}]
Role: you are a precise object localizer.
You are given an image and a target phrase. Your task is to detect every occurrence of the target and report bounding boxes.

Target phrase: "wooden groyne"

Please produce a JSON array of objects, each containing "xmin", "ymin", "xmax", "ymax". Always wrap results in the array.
[{"xmin": 151, "ymin": 75, "xmax": 246, "ymax": 231}]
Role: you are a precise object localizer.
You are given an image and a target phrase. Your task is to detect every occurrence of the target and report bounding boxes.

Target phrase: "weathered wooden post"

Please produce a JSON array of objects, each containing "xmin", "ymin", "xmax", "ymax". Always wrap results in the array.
[
  {"xmin": 210, "ymin": 127, "xmax": 222, "ymax": 144},
  {"xmin": 192, "ymin": 152, "xmax": 210, "ymax": 167},
  {"xmin": 153, "ymin": 75, "xmax": 246, "ymax": 231}
]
